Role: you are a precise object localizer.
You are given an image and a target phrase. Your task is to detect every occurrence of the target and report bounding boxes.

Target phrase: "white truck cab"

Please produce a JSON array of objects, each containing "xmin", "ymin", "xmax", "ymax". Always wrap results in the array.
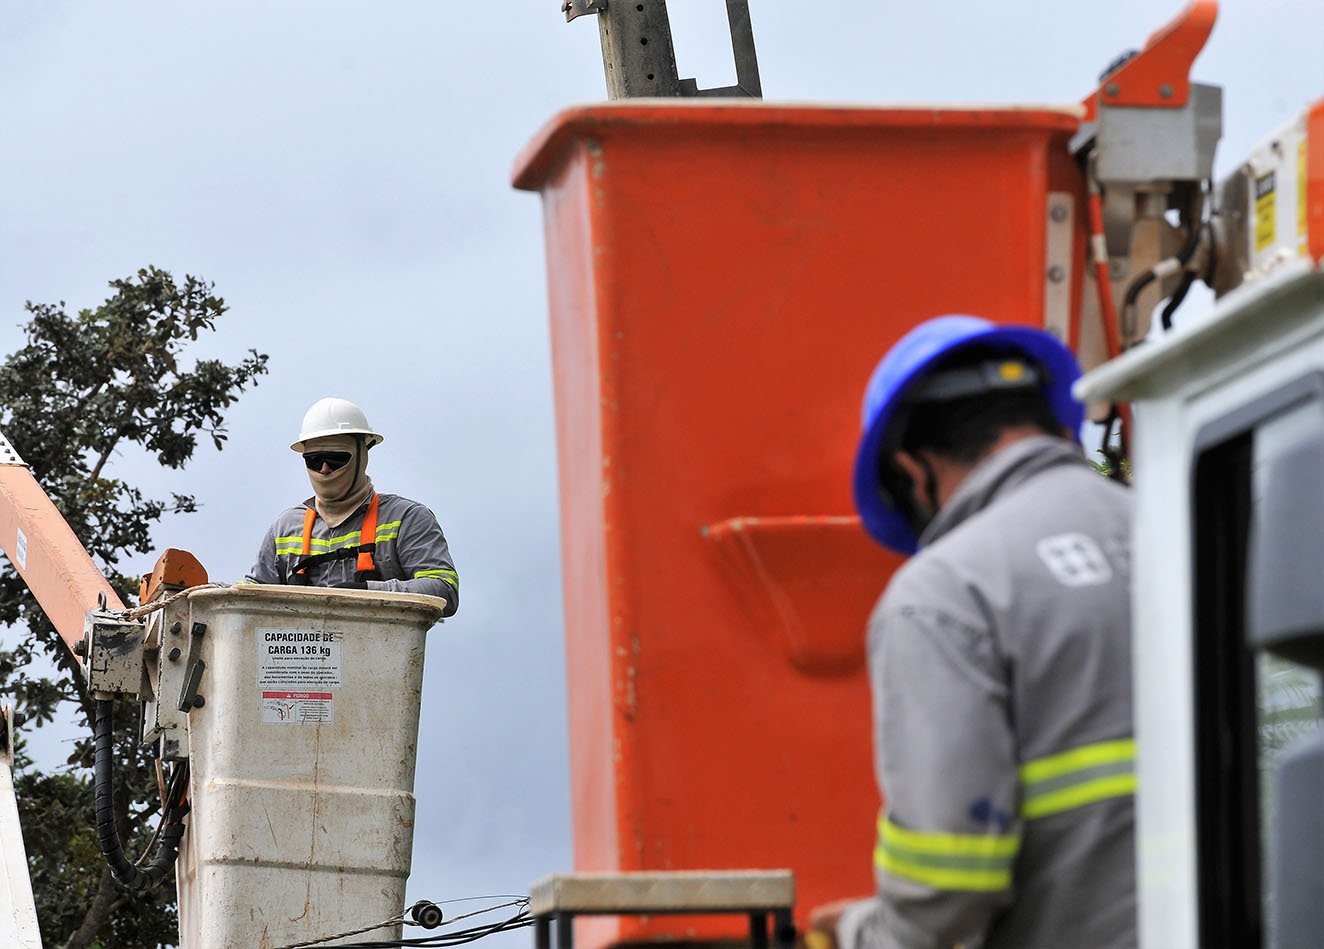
[{"xmin": 1078, "ymin": 259, "xmax": 1324, "ymax": 948}]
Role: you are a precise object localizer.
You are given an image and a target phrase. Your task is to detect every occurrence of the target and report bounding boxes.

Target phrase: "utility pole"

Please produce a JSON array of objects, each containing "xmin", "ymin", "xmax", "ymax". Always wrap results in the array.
[{"xmin": 564, "ymin": 0, "xmax": 761, "ymax": 100}]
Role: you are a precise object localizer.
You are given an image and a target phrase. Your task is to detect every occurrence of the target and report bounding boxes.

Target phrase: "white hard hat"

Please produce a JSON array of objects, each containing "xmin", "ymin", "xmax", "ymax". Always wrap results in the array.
[{"xmin": 290, "ymin": 397, "xmax": 384, "ymax": 452}]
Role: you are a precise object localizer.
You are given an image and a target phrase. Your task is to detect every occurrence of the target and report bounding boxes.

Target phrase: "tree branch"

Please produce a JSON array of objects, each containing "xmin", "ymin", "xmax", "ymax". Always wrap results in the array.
[
  {"xmin": 61, "ymin": 866, "xmax": 117, "ymax": 949},
  {"xmin": 87, "ymin": 422, "xmax": 129, "ymax": 483},
  {"xmin": 69, "ymin": 381, "xmax": 107, "ymax": 434}
]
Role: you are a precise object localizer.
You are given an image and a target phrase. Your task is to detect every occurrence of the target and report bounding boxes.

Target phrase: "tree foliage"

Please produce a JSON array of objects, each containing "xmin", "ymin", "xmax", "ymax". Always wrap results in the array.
[{"xmin": 0, "ymin": 267, "xmax": 267, "ymax": 948}]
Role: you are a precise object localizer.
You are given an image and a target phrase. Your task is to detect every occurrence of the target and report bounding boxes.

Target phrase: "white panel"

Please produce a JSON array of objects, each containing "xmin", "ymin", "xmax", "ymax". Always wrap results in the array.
[
  {"xmin": 0, "ymin": 710, "xmax": 43, "ymax": 949},
  {"xmin": 1079, "ymin": 263, "xmax": 1324, "ymax": 948}
]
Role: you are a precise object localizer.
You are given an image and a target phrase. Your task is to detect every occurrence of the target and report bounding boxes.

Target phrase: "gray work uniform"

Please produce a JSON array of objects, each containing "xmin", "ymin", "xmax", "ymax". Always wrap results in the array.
[
  {"xmin": 841, "ymin": 435, "xmax": 1134, "ymax": 949},
  {"xmin": 241, "ymin": 493, "xmax": 459, "ymax": 616}
]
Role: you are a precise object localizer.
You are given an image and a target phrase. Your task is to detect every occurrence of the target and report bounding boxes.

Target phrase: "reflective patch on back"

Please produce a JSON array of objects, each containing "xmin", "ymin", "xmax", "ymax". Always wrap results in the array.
[{"xmin": 1035, "ymin": 533, "xmax": 1114, "ymax": 587}]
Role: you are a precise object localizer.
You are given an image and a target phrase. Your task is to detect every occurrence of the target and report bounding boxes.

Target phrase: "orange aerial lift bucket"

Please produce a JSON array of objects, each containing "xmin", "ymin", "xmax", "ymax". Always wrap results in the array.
[{"xmin": 513, "ymin": 101, "xmax": 1086, "ymax": 946}]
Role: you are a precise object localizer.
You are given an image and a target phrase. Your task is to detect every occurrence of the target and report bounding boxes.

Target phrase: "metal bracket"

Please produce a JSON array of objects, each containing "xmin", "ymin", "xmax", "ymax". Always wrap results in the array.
[
  {"xmin": 0, "ymin": 433, "xmax": 25, "ymax": 467},
  {"xmin": 567, "ymin": 0, "xmax": 761, "ymax": 100},
  {"xmin": 1094, "ymin": 82, "xmax": 1222, "ymax": 259},
  {"xmin": 679, "ymin": 1, "xmax": 761, "ymax": 98},
  {"xmin": 563, "ymin": 0, "xmax": 604, "ymax": 22},
  {"xmin": 177, "ymin": 658, "xmax": 205, "ymax": 712},
  {"xmin": 1042, "ymin": 193, "xmax": 1075, "ymax": 345},
  {"xmin": 141, "ymin": 605, "xmax": 193, "ymax": 759},
  {"xmin": 176, "ymin": 621, "xmax": 207, "ymax": 712},
  {"xmin": 81, "ymin": 610, "xmax": 146, "ymax": 698}
]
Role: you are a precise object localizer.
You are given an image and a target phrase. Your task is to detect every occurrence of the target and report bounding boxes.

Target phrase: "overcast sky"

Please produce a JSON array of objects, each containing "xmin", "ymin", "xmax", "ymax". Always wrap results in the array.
[{"xmin": 2, "ymin": 1, "xmax": 1322, "ymax": 946}]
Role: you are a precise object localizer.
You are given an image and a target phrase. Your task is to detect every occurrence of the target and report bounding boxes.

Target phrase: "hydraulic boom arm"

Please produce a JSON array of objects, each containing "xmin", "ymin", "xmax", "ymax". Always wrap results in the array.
[{"xmin": 0, "ymin": 434, "xmax": 123, "ymax": 655}]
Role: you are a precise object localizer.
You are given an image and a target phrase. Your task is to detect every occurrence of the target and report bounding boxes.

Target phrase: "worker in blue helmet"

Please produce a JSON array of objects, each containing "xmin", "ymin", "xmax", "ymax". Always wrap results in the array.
[{"xmin": 823, "ymin": 316, "xmax": 1135, "ymax": 949}]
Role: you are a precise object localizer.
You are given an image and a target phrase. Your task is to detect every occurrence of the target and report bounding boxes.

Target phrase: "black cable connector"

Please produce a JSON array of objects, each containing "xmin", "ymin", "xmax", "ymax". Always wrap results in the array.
[
  {"xmin": 315, "ymin": 899, "xmax": 534, "ymax": 949},
  {"xmin": 409, "ymin": 901, "xmax": 445, "ymax": 929}
]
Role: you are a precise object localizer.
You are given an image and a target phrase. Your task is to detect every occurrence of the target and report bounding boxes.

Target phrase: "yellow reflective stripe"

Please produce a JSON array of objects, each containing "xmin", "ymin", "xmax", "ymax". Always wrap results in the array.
[
  {"xmin": 1019, "ymin": 738, "xmax": 1136, "ymax": 820},
  {"xmin": 1019, "ymin": 738, "xmax": 1135, "ymax": 784},
  {"xmin": 1022, "ymin": 774, "xmax": 1136, "ymax": 820},
  {"xmin": 414, "ymin": 568, "xmax": 458, "ymax": 584},
  {"xmin": 273, "ymin": 521, "xmax": 403, "ymax": 554},
  {"xmin": 878, "ymin": 815, "xmax": 1020, "ymax": 858},
  {"xmin": 274, "ymin": 534, "xmax": 348, "ymax": 551},
  {"xmin": 314, "ymin": 531, "xmax": 360, "ymax": 547},
  {"xmin": 874, "ymin": 815, "xmax": 1018, "ymax": 892},
  {"xmin": 875, "ymin": 849, "xmax": 1013, "ymax": 892}
]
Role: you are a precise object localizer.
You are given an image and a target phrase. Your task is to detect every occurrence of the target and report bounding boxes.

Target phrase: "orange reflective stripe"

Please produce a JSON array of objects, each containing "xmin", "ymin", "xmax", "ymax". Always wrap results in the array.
[
  {"xmin": 295, "ymin": 507, "xmax": 317, "ymax": 575},
  {"xmin": 356, "ymin": 494, "xmax": 379, "ymax": 574}
]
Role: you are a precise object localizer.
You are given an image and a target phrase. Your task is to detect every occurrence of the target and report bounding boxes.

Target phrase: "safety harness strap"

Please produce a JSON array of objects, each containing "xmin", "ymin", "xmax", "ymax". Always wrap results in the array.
[
  {"xmin": 289, "ymin": 495, "xmax": 382, "ymax": 583},
  {"xmin": 356, "ymin": 493, "xmax": 379, "ymax": 575},
  {"xmin": 289, "ymin": 507, "xmax": 319, "ymax": 585}
]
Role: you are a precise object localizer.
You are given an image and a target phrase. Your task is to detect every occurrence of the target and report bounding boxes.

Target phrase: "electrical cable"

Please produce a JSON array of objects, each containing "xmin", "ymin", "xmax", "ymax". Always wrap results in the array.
[
  {"xmin": 93, "ymin": 700, "xmax": 190, "ymax": 891},
  {"xmin": 1120, "ymin": 190, "xmax": 1207, "ymax": 337},
  {"xmin": 1119, "ymin": 225, "xmax": 1201, "ymax": 339},
  {"xmin": 1159, "ymin": 215, "xmax": 1210, "ymax": 331},
  {"xmin": 130, "ymin": 759, "xmax": 189, "ymax": 868},
  {"xmin": 1159, "ymin": 269, "xmax": 1199, "ymax": 331},
  {"xmin": 280, "ymin": 896, "xmax": 534, "ymax": 949},
  {"xmin": 277, "ymin": 914, "xmax": 408, "ymax": 948}
]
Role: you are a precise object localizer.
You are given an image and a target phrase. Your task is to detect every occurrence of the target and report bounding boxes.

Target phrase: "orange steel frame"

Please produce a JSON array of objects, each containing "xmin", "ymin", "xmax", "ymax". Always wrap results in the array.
[{"xmin": 1083, "ymin": 0, "xmax": 1217, "ymax": 118}]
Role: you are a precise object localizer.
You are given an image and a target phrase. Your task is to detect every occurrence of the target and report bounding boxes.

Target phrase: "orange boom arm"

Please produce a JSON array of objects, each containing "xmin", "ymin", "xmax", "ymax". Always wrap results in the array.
[{"xmin": 0, "ymin": 441, "xmax": 124, "ymax": 656}]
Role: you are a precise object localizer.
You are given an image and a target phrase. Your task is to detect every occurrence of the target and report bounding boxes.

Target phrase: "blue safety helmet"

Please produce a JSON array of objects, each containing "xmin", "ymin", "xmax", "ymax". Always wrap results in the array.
[{"xmin": 853, "ymin": 315, "xmax": 1085, "ymax": 555}]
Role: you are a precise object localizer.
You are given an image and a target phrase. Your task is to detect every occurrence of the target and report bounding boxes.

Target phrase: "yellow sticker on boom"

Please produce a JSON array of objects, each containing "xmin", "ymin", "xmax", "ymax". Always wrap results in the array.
[{"xmin": 1255, "ymin": 171, "xmax": 1277, "ymax": 253}]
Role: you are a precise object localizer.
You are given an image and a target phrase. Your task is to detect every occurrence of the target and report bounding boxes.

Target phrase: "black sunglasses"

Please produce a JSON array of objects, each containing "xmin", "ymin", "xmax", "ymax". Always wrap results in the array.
[{"xmin": 303, "ymin": 451, "xmax": 352, "ymax": 472}]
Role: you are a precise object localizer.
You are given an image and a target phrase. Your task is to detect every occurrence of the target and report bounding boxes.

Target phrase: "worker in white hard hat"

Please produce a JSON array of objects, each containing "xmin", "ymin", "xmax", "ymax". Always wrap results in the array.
[
  {"xmin": 239, "ymin": 397, "xmax": 458, "ymax": 615},
  {"xmin": 812, "ymin": 316, "xmax": 1134, "ymax": 949}
]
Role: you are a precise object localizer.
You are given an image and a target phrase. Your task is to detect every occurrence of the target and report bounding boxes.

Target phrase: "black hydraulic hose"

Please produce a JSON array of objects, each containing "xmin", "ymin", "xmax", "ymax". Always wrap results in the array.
[
  {"xmin": 1118, "ymin": 268, "xmax": 1156, "ymax": 343},
  {"xmin": 1160, "ymin": 269, "xmax": 1199, "ymax": 331},
  {"xmin": 93, "ymin": 699, "xmax": 189, "ymax": 891},
  {"xmin": 1121, "ymin": 207, "xmax": 1206, "ymax": 340},
  {"xmin": 1159, "ymin": 216, "xmax": 1207, "ymax": 331}
]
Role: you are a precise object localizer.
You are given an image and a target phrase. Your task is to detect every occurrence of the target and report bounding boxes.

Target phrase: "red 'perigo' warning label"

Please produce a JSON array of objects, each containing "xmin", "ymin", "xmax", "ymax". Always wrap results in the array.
[{"xmin": 261, "ymin": 690, "xmax": 333, "ymax": 725}]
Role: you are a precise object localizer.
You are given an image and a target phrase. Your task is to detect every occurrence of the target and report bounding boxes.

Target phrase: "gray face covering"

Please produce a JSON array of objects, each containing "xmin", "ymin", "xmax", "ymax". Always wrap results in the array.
[{"xmin": 303, "ymin": 435, "xmax": 375, "ymax": 528}]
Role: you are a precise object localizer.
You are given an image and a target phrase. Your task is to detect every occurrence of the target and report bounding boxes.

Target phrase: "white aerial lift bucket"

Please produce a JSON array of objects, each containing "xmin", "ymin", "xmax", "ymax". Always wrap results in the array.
[{"xmin": 172, "ymin": 585, "xmax": 447, "ymax": 949}]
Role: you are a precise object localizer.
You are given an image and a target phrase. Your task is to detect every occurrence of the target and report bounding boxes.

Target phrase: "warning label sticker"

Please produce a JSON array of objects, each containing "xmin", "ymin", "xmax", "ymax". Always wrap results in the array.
[
  {"xmin": 1254, "ymin": 170, "xmax": 1277, "ymax": 253},
  {"xmin": 261, "ymin": 691, "xmax": 333, "ymax": 725},
  {"xmin": 257, "ymin": 627, "xmax": 343, "ymax": 690}
]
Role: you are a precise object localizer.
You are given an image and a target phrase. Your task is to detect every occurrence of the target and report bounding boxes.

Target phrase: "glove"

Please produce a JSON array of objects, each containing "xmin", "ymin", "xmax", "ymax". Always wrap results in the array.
[{"xmin": 332, "ymin": 580, "xmax": 368, "ymax": 590}]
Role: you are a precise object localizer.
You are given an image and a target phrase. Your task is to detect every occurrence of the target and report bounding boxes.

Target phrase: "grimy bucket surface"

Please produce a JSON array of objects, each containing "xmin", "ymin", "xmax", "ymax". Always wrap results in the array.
[{"xmin": 174, "ymin": 585, "xmax": 446, "ymax": 949}]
